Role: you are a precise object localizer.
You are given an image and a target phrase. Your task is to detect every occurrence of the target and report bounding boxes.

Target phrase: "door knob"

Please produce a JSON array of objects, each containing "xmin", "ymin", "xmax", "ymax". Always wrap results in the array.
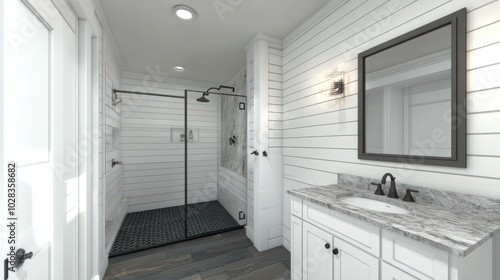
[
  {"xmin": 332, "ymin": 248, "xmax": 339, "ymax": 255},
  {"xmin": 324, "ymin": 243, "xmax": 330, "ymax": 249},
  {"xmin": 250, "ymin": 150, "xmax": 259, "ymax": 156},
  {"xmin": 15, "ymin": 249, "xmax": 33, "ymax": 268}
]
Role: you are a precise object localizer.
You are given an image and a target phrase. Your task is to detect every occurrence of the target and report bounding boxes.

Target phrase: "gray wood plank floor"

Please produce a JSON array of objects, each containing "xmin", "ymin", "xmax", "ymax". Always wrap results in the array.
[{"xmin": 104, "ymin": 229, "xmax": 291, "ymax": 280}]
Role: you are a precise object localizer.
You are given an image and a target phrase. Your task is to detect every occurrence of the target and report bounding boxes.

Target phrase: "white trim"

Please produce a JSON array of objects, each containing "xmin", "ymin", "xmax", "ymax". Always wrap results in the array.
[
  {"xmin": 51, "ymin": 0, "xmax": 78, "ymax": 32},
  {"xmin": 104, "ymin": 198, "xmax": 128, "ymax": 256},
  {"xmin": 98, "ymin": 258, "xmax": 108, "ymax": 279},
  {"xmin": 252, "ymin": 38, "xmax": 270, "ymax": 251},
  {"xmin": 495, "ymin": 234, "xmax": 500, "ymax": 279},
  {"xmin": 245, "ymin": 226, "xmax": 254, "ymax": 242},
  {"xmin": 77, "ymin": 18, "xmax": 94, "ymax": 280},
  {"xmin": 366, "ymin": 49, "xmax": 451, "ymax": 89},
  {"xmin": 120, "ymin": 71, "xmax": 217, "ymax": 90},
  {"xmin": 91, "ymin": 34, "xmax": 102, "ymax": 280},
  {"xmin": 93, "ymin": 0, "xmax": 124, "ymax": 68},
  {"xmin": 245, "ymin": 33, "xmax": 282, "ymax": 51},
  {"xmin": 283, "ymin": 0, "xmax": 345, "ymax": 48}
]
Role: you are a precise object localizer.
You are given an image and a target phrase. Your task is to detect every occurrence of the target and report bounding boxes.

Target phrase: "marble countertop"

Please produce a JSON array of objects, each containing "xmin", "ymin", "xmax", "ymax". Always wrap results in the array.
[{"xmin": 288, "ymin": 184, "xmax": 500, "ymax": 257}]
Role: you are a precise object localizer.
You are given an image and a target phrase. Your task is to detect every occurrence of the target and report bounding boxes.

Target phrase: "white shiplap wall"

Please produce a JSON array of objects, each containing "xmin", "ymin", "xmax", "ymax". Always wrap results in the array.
[
  {"xmin": 120, "ymin": 73, "xmax": 219, "ymax": 213},
  {"xmin": 282, "ymin": 0, "xmax": 500, "ymax": 248},
  {"xmin": 268, "ymin": 47, "xmax": 284, "ymax": 248},
  {"xmin": 103, "ymin": 41, "xmax": 124, "ymax": 253}
]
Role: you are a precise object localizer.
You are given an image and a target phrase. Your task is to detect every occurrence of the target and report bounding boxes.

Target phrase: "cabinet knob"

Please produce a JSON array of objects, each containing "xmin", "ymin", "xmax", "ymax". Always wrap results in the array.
[
  {"xmin": 332, "ymin": 248, "xmax": 339, "ymax": 255},
  {"xmin": 324, "ymin": 243, "xmax": 330, "ymax": 249}
]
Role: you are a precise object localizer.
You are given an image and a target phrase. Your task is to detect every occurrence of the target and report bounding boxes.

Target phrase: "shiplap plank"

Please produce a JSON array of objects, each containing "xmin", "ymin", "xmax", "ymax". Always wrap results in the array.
[{"xmin": 121, "ymin": 79, "xmax": 219, "ymax": 211}]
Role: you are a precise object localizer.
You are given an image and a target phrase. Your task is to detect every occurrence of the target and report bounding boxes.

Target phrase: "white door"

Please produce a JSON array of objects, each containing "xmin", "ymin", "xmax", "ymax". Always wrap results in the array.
[
  {"xmin": 333, "ymin": 238, "xmax": 379, "ymax": 280},
  {"xmin": 302, "ymin": 223, "xmax": 333, "ymax": 280},
  {"xmin": 3, "ymin": 0, "xmax": 77, "ymax": 279}
]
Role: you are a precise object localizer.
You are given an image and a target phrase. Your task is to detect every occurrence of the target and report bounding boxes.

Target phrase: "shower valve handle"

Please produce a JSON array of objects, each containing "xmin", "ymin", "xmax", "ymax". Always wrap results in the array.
[{"xmin": 251, "ymin": 150, "xmax": 259, "ymax": 156}]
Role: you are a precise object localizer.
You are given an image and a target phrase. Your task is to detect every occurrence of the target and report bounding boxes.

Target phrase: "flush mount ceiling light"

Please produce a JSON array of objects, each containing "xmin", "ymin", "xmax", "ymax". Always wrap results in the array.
[
  {"xmin": 172, "ymin": 5, "xmax": 197, "ymax": 21},
  {"xmin": 173, "ymin": 65, "xmax": 185, "ymax": 72}
]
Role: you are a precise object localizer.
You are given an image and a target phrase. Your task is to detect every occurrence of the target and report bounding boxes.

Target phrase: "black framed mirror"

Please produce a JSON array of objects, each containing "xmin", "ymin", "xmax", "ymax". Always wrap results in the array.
[{"xmin": 358, "ymin": 8, "xmax": 467, "ymax": 168}]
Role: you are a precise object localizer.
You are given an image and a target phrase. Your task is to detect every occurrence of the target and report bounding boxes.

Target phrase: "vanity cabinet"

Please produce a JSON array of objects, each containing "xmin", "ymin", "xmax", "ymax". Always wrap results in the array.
[
  {"xmin": 302, "ymin": 221, "xmax": 379, "ymax": 280},
  {"xmin": 290, "ymin": 196, "xmax": 494, "ymax": 280}
]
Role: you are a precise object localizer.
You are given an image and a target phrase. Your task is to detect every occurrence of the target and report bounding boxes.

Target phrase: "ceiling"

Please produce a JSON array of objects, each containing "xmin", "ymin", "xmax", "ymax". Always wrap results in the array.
[{"xmin": 100, "ymin": 0, "xmax": 332, "ymax": 84}]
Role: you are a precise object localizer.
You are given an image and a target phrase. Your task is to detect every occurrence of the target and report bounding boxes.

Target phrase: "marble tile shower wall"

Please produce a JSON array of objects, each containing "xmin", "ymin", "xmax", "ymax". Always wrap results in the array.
[
  {"xmin": 281, "ymin": 0, "xmax": 500, "ymax": 249},
  {"xmin": 218, "ymin": 68, "xmax": 248, "ymax": 225},
  {"xmin": 221, "ymin": 69, "xmax": 247, "ymax": 177}
]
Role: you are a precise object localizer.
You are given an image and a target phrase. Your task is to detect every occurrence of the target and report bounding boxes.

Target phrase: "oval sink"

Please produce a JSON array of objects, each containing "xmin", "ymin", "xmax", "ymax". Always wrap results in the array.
[{"xmin": 339, "ymin": 196, "xmax": 410, "ymax": 214}]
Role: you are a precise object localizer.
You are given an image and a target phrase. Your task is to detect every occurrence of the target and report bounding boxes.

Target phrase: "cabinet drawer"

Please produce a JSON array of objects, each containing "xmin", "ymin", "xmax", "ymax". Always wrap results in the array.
[
  {"xmin": 291, "ymin": 196, "xmax": 302, "ymax": 218},
  {"xmin": 303, "ymin": 201, "xmax": 380, "ymax": 257},
  {"xmin": 382, "ymin": 230, "xmax": 448, "ymax": 280},
  {"xmin": 381, "ymin": 262, "xmax": 423, "ymax": 280}
]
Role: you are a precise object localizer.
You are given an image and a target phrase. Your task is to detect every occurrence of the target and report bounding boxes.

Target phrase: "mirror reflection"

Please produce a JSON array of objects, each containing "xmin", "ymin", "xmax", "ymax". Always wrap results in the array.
[{"xmin": 364, "ymin": 24, "xmax": 452, "ymax": 157}]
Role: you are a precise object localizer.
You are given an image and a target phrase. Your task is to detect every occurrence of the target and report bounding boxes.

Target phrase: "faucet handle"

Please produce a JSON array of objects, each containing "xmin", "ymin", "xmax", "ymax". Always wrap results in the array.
[
  {"xmin": 403, "ymin": 188, "xmax": 419, "ymax": 202},
  {"xmin": 371, "ymin": 182, "xmax": 384, "ymax": 196}
]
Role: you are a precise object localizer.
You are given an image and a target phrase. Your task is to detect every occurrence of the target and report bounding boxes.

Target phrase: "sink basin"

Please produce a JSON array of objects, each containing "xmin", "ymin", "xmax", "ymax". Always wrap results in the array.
[{"xmin": 339, "ymin": 196, "xmax": 410, "ymax": 214}]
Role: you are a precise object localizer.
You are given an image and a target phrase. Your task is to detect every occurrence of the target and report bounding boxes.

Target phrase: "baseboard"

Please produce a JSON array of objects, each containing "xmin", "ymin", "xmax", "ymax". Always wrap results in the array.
[
  {"xmin": 98, "ymin": 257, "xmax": 108, "ymax": 279},
  {"xmin": 495, "ymin": 234, "xmax": 500, "ymax": 279},
  {"xmin": 282, "ymin": 237, "xmax": 291, "ymax": 252},
  {"xmin": 269, "ymin": 236, "xmax": 283, "ymax": 249},
  {"xmin": 245, "ymin": 226, "xmax": 254, "ymax": 243},
  {"xmin": 105, "ymin": 198, "xmax": 128, "ymax": 256}
]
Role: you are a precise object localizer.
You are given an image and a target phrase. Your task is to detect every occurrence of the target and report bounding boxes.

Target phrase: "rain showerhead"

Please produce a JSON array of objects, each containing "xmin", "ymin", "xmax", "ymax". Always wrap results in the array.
[
  {"xmin": 196, "ymin": 85, "xmax": 236, "ymax": 103},
  {"xmin": 196, "ymin": 94, "xmax": 210, "ymax": 103}
]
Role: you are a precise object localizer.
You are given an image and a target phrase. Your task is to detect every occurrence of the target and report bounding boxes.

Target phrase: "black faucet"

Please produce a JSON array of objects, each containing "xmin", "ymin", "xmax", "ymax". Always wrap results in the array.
[{"xmin": 381, "ymin": 173, "xmax": 399, "ymax": 198}]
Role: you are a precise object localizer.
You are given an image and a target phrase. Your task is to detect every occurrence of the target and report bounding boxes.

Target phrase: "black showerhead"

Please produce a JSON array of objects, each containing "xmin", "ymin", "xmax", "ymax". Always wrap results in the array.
[{"xmin": 196, "ymin": 93, "xmax": 209, "ymax": 103}]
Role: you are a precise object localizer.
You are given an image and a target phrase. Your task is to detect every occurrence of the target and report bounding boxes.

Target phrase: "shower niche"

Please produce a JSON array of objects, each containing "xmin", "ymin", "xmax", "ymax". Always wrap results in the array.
[{"xmin": 171, "ymin": 127, "xmax": 199, "ymax": 142}]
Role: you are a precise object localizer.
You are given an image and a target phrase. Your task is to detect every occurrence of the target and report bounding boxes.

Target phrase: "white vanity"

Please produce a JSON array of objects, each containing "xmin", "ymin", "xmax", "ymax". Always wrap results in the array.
[{"xmin": 288, "ymin": 176, "xmax": 500, "ymax": 280}]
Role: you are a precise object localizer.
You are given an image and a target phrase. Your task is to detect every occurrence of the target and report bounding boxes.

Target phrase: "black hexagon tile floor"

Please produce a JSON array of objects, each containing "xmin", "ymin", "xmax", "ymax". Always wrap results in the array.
[{"xmin": 110, "ymin": 201, "xmax": 241, "ymax": 256}]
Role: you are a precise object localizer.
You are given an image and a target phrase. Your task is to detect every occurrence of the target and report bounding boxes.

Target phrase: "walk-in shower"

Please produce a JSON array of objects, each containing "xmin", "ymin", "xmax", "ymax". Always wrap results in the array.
[{"xmin": 108, "ymin": 85, "xmax": 247, "ymax": 256}]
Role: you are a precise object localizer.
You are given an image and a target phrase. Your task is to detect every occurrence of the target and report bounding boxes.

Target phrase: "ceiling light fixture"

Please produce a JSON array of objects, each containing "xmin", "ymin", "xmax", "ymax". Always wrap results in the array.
[
  {"xmin": 172, "ymin": 5, "xmax": 197, "ymax": 21},
  {"xmin": 173, "ymin": 65, "xmax": 185, "ymax": 72}
]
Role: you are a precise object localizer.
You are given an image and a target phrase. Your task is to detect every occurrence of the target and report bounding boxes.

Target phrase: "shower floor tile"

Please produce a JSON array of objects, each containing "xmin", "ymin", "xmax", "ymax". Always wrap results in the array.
[{"xmin": 109, "ymin": 200, "xmax": 241, "ymax": 257}]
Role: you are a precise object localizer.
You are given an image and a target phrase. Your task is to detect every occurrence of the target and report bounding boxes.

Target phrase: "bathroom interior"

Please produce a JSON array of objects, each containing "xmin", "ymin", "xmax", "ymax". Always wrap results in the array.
[{"xmin": 4, "ymin": 0, "xmax": 500, "ymax": 279}]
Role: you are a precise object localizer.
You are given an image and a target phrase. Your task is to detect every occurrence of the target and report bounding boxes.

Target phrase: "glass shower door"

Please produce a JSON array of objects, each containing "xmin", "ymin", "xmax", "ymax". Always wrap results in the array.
[{"xmin": 186, "ymin": 91, "xmax": 247, "ymax": 238}]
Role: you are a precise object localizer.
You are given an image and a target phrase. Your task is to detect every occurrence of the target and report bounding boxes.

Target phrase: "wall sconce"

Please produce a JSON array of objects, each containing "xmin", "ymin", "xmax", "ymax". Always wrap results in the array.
[
  {"xmin": 330, "ymin": 69, "xmax": 344, "ymax": 95},
  {"xmin": 112, "ymin": 90, "xmax": 122, "ymax": 106}
]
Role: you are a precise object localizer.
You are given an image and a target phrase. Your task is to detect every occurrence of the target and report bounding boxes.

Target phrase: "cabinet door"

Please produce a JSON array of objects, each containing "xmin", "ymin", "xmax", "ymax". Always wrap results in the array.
[
  {"xmin": 333, "ymin": 238, "xmax": 379, "ymax": 280},
  {"xmin": 381, "ymin": 262, "xmax": 420, "ymax": 280},
  {"xmin": 291, "ymin": 215, "xmax": 303, "ymax": 279},
  {"xmin": 303, "ymin": 222, "xmax": 333, "ymax": 280}
]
